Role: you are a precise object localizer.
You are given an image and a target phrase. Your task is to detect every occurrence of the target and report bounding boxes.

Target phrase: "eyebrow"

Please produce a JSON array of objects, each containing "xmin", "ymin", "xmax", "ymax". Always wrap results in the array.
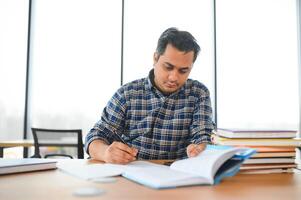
[
  {"xmin": 165, "ymin": 62, "xmax": 190, "ymax": 70},
  {"xmin": 165, "ymin": 62, "xmax": 175, "ymax": 68}
]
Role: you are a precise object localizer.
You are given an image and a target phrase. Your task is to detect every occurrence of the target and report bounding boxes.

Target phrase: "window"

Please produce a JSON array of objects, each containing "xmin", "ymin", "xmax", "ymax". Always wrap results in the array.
[
  {"xmin": 0, "ymin": 0, "xmax": 28, "ymax": 140},
  {"xmin": 216, "ymin": 0, "xmax": 299, "ymax": 129},
  {"xmin": 1, "ymin": 0, "xmax": 300, "ymax": 159},
  {"xmin": 123, "ymin": 0, "xmax": 215, "ymax": 109},
  {"xmin": 29, "ymin": 0, "xmax": 122, "ymax": 136}
]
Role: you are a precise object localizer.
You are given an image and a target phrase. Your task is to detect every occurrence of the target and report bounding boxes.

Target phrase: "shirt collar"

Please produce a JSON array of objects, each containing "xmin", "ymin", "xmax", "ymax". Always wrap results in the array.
[{"xmin": 146, "ymin": 69, "xmax": 186, "ymax": 98}]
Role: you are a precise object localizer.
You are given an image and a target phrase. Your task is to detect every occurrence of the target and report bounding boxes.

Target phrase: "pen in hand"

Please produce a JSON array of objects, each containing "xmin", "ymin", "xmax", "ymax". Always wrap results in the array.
[
  {"xmin": 113, "ymin": 131, "xmax": 138, "ymax": 158},
  {"xmin": 114, "ymin": 131, "xmax": 130, "ymax": 146}
]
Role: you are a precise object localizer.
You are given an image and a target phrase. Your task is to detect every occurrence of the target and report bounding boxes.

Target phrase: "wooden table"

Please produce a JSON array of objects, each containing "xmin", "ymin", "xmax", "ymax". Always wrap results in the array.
[
  {"xmin": 0, "ymin": 139, "xmax": 81, "ymax": 158},
  {"xmin": 0, "ymin": 159, "xmax": 300, "ymax": 200},
  {"xmin": 0, "ymin": 139, "xmax": 34, "ymax": 157}
]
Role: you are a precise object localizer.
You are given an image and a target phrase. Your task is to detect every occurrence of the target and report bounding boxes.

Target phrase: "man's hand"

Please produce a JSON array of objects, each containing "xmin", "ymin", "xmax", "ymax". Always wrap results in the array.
[
  {"xmin": 89, "ymin": 140, "xmax": 138, "ymax": 164},
  {"xmin": 186, "ymin": 143, "xmax": 206, "ymax": 157},
  {"xmin": 103, "ymin": 141, "xmax": 138, "ymax": 164}
]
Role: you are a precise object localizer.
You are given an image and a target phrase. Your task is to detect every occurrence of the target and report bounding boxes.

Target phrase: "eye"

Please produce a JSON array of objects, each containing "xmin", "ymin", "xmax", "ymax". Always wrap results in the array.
[
  {"xmin": 164, "ymin": 64, "xmax": 173, "ymax": 71},
  {"xmin": 179, "ymin": 69, "xmax": 189, "ymax": 74}
]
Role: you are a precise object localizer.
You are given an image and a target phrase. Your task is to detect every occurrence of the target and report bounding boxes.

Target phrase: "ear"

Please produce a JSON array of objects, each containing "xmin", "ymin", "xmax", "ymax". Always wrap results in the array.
[{"xmin": 153, "ymin": 52, "xmax": 159, "ymax": 65}]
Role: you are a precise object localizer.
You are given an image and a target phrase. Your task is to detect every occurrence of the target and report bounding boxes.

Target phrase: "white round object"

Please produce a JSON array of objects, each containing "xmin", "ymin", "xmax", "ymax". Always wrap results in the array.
[
  {"xmin": 72, "ymin": 187, "xmax": 105, "ymax": 197},
  {"xmin": 91, "ymin": 177, "xmax": 117, "ymax": 183}
]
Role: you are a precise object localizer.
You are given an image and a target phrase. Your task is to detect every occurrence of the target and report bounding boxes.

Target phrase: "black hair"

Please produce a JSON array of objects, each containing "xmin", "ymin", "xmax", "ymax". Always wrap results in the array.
[{"xmin": 156, "ymin": 27, "xmax": 200, "ymax": 62}]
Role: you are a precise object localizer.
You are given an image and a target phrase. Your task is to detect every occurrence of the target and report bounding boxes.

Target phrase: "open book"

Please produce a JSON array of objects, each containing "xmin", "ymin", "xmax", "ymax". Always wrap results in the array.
[
  {"xmin": 58, "ymin": 145, "xmax": 255, "ymax": 189},
  {"xmin": 119, "ymin": 146, "xmax": 255, "ymax": 189}
]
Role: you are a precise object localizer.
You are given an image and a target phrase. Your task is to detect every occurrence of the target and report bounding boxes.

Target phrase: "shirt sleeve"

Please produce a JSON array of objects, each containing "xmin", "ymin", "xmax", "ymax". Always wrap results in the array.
[
  {"xmin": 189, "ymin": 87, "xmax": 215, "ymax": 145},
  {"xmin": 84, "ymin": 88, "xmax": 127, "ymax": 155}
]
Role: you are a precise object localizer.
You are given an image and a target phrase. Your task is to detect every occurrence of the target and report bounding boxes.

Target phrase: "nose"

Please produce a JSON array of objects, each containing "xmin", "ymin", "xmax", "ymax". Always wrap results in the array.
[{"xmin": 168, "ymin": 70, "xmax": 178, "ymax": 82}]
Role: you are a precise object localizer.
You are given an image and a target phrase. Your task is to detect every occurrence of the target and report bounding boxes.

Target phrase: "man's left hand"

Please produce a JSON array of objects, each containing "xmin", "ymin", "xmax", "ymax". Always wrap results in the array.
[{"xmin": 186, "ymin": 143, "xmax": 206, "ymax": 157}]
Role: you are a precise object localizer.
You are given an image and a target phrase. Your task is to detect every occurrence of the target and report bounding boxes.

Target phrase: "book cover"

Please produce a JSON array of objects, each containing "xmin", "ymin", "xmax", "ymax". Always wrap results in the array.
[
  {"xmin": 0, "ymin": 158, "xmax": 57, "ymax": 175},
  {"xmin": 215, "ymin": 128, "xmax": 297, "ymax": 139},
  {"xmin": 120, "ymin": 145, "xmax": 255, "ymax": 189}
]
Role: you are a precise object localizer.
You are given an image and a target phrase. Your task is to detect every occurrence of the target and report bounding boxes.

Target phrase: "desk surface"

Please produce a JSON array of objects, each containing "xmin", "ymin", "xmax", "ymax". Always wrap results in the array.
[
  {"xmin": 0, "ymin": 139, "xmax": 80, "ymax": 158},
  {"xmin": 0, "ymin": 139, "xmax": 78, "ymax": 147},
  {"xmin": 0, "ymin": 159, "xmax": 300, "ymax": 200},
  {"xmin": 0, "ymin": 139, "xmax": 34, "ymax": 147}
]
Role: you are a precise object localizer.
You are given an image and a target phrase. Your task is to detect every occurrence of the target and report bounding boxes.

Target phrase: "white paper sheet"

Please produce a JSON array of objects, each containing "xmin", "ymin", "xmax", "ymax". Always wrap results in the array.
[{"xmin": 57, "ymin": 163, "xmax": 125, "ymax": 180}]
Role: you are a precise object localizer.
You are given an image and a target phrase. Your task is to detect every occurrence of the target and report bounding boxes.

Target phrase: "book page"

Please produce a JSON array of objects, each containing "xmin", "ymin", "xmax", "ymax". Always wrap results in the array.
[
  {"xmin": 121, "ymin": 161, "xmax": 210, "ymax": 188},
  {"xmin": 57, "ymin": 163, "xmax": 124, "ymax": 180},
  {"xmin": 170, "ymin": 148, "xmax": 241, "ymax": 183}
]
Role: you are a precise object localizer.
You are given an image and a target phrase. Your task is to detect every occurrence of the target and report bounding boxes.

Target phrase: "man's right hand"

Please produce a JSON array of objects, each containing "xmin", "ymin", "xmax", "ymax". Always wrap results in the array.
[
  {"xmin": 89, "ymin": 140, "xmax": 138, "ymax": 164},
  {"xmin": 103, "ymin": 141, "xmax": 138, "ymax": 164}
]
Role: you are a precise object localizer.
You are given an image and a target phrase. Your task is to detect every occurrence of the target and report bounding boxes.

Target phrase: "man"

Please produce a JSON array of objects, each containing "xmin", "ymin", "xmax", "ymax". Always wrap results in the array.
[{"xmin": 85, "ymin": 27, "xmax": 214, "ymax": 164}]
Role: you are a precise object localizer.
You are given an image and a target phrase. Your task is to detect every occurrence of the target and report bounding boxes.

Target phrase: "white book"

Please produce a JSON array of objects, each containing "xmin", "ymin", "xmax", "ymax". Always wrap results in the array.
[
  {"xmin": 243, "ymin": 157, "xmax": 295, "ymax": 164},
  {"xmin": 0, "ymin": 158, "xmax": 57, "ymax": 175},
  {"xmin": 215, "ymin": 128, "xmax": 297, "ymax": 139}
]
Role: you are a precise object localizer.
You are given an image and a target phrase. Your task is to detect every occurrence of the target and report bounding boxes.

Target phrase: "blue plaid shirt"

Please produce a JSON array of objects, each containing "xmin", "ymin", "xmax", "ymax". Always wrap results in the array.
[{"xmin": 85, "ymin": 70, "xmax": 214, "ymax": 160}]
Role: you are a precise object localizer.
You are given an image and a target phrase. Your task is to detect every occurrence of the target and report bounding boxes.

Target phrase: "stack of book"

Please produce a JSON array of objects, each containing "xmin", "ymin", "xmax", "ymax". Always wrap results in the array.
[{"xmin": 212, "ymin": 128, "xmax": 300, "ymax": 174}]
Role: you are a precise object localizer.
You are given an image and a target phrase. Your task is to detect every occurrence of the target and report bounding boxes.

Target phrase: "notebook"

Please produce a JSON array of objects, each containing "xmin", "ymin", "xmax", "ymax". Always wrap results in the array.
[{"xmin": 0, "ymin": 158, "xmax": 57, "ymax": 175}]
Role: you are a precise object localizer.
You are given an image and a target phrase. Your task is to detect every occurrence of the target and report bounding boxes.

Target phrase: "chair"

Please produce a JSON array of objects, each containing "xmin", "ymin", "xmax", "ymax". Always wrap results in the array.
[{"xmin": 31, "ymin": 128, "xmax": 84, "ymax": 159}]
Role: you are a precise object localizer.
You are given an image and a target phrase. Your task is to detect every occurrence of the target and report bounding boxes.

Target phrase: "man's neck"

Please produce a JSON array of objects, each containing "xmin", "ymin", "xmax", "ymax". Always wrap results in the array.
[{"xmin": 149, "ymin": 69, "xmax": 171, "ymax": 96}]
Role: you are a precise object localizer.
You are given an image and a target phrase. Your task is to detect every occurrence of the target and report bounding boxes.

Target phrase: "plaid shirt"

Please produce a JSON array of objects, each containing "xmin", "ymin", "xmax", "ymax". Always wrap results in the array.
[{"xmin": 85, "ymin": 70, "xmax": 214, "ymax": 160}]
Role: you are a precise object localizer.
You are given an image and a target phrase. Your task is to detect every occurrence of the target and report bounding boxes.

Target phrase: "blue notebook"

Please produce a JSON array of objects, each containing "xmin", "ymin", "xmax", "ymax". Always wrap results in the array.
[{"xmin": 121, "ymin": 145, "xmax": 255, "ymax": 189}]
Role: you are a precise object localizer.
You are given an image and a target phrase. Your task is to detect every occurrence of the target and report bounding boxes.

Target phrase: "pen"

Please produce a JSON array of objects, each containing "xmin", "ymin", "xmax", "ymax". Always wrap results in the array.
[
  {"xmin": 114, "ymin": 132, "xmax": 131, "ymax": 147},
  {"xmin": 113, "ymin": 130, "xmax": 141, "ymax": 147},
  {"xmin": 113, "ymin": 130, "xmax": 139, "ymax": 158}
]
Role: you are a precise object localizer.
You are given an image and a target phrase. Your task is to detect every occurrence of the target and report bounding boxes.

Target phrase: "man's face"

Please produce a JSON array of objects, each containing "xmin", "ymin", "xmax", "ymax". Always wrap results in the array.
[{"xmin": 153, "ymin": 44, "xmax": 194, "ymax": 94}]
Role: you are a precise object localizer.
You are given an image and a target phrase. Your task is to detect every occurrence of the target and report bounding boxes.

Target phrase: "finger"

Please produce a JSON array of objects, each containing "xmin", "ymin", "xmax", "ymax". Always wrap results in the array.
[
  {"xmin": 197, "ymin": 143, "xmax": 206, "ymax": 152},
  {"xmin": 113, "ymin": 142, "xmax": 138, "ymax": 157},
  {"xmin": 186, "ymin": 145, "xmax": 194, "ymax": 155},
  {"xmin": 187, "ymin": 146, "xmax": 196, "ymax": 157},
  {"xmin": 187, "ymin": 144, "xmax": 204, "ymax": 157},
  {"xmin": 188, "ymin": 149, "xmax": 199, "ymax": 157},
  {"xmin": 110, "ymin": 155, "xmax": 135, "ymax": 164},
  {"xmin": 105, "ymin": 143, "xmax": 136, "ymax": 164},
  {"xmin": 112, "ymin": 148, "xmax": 136, "ymax": 161},
  {"xmin": 131, "ymin": 147, "xmax": 139, "ymax": 155},
  {"xmin": 106, "ymin": 149, "xmax": 136, "ymax": 164}
]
